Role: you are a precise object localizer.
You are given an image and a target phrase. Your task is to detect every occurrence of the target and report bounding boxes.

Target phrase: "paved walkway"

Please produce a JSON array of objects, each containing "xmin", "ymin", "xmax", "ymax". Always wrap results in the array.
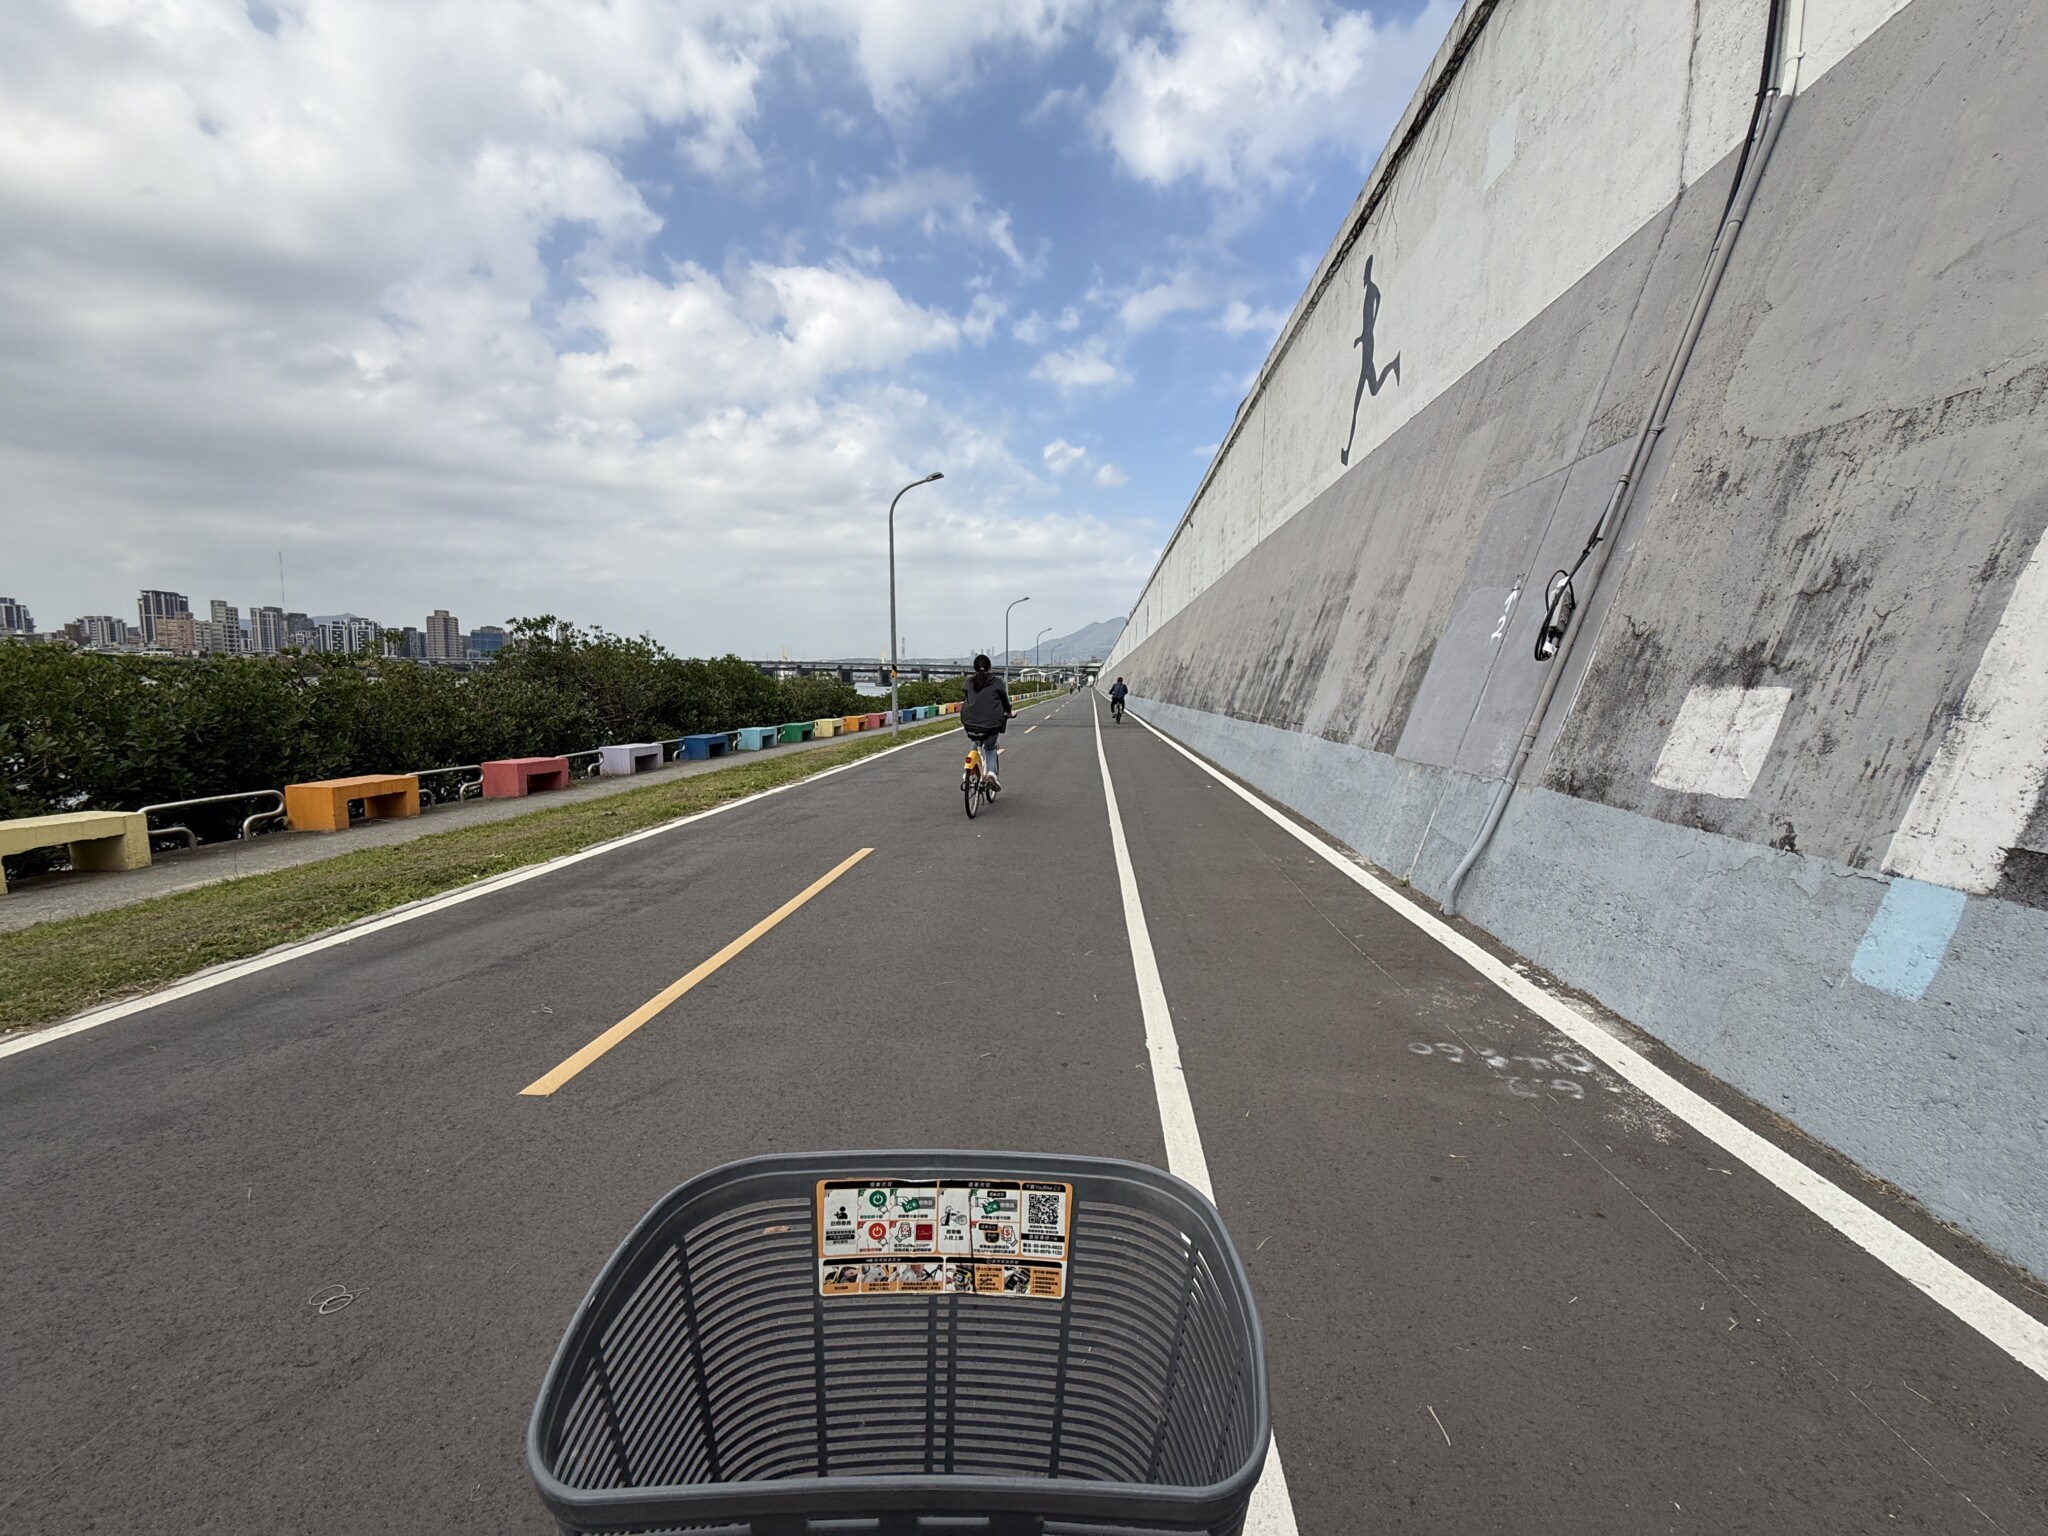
[
  {"xmin": 0, "ymin": 724, "xmax": 910, "ymax": 933},
  {"xmin": 2, "ymin": 694, "xmax": 2042, "ymax": 1533}
]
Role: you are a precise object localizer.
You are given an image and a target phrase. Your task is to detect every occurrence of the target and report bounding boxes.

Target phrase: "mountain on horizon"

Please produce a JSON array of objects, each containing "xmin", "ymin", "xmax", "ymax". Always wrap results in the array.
[{"xmin": 1001, "ymin": 616, "xmax": 1124, "ymax": 666}]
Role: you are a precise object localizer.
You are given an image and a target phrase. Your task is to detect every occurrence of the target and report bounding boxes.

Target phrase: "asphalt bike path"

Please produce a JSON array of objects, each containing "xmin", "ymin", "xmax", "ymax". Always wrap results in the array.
[
  {"xmin": 1, "ymin": 692, "xmax": 2042, "ymax": 1531},
  {"xmin": 0, "ymin": 700, "xmax": 1152, "ymax": 1533},
  {"xmin": 1098, "ymin": 699, "xmax": 2048, "ymax": 1533}
]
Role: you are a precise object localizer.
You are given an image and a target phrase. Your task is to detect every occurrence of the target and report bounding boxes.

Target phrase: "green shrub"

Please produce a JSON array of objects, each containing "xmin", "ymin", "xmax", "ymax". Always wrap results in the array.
[{"xmin": 0, "ymin": 622, "xmax": 898, "ymax": 840}]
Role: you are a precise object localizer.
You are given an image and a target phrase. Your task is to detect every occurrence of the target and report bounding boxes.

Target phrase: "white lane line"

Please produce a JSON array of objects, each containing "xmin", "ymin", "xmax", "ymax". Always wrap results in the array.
[
  {"xmin": 1092, "ymin": 696, "xmax": 1299, "ymax": 1536},
  {"xmin": 1126, "ymin": 709, "xmax": 2048, "ymax": 1385},
  {"xmin": 0, "ymin": 725, "xmax": 964, "ymax": 1065}
]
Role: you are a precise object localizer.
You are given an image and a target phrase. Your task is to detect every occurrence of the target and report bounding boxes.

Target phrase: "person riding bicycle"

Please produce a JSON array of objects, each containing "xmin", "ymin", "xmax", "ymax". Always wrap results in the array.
[
  {"xmin": 960, "ymin": 654, "xmax": 1014, "ymax": 791},
  {"xmin": 1108, "ymin": 676, "xmax": 1128, "ymax": 721}
]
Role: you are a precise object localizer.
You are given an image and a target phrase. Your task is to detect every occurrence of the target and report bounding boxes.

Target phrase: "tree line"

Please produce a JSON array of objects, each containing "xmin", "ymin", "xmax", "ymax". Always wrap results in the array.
[{"xmin": 0, "ymin": 618, "xmax": 1051, "ymax": 840}]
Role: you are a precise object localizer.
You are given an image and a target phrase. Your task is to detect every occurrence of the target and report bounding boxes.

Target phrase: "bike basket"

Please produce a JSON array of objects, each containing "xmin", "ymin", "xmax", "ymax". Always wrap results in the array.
[{"xmin": 527, "ymin": 1151, "xmax": 1270, "ymax": 1536}]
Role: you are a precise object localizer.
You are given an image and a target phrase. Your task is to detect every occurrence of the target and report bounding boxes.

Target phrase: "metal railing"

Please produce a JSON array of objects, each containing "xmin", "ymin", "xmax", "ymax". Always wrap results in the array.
[
  {"xmin": 140, "ymin": 789, "xmax": 287, "ymax": 848},
  {"xmin": 415, "ymin": 764, "xmax": 485, "ymax": 805}
]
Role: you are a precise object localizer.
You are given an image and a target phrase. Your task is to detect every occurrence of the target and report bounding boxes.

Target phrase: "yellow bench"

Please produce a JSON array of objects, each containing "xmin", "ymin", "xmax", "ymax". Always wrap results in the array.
[
  {"xmin": 285, "ymin": 774, "xmax": 420, "ymax": 833},
  {"xmin": 814, "ymin": 718, "xmax": 841, "ymax": 737},
  {"xmin": 0, "ymin": 810, "xmax": 151, "ymax": 893}
]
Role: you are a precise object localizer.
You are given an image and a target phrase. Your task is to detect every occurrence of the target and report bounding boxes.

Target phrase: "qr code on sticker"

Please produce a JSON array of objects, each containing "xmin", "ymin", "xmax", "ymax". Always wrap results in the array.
[{"xmin": 1027, "ymin": 1192, "xmax": 1061, "ymax": 1229}]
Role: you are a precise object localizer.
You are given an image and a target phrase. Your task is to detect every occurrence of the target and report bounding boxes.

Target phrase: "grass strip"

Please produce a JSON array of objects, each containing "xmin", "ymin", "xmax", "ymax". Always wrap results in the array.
[{"xmin": 0, "ymin": 714, "xmax": 975, "ymax": 1035}]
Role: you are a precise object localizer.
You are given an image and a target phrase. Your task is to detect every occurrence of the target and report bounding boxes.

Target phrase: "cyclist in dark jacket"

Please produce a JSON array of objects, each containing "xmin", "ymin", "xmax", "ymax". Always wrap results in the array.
[
  {"xmin": 1108, "ymin": 676, "xmax": 1129, "ymax": 720},
  {"xmin": 960, "ymin": 655, "xmax": 1013, "ymax": 787}
]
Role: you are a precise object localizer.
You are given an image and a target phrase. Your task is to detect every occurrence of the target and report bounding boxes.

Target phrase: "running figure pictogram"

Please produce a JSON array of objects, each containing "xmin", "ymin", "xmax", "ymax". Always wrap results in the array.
[{"xmin": 1339, "ymin": 254, "xmax": 1400, "ymax": 465}]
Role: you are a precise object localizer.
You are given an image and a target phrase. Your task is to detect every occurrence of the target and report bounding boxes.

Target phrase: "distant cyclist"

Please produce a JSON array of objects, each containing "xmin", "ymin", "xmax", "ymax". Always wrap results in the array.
[
  {"xmin": 960, "ymin": 654, "xmax": 1014, "ymax": 792},
  {"xmin": 1108, "ymin": 676, "xmax": 1128, "ymax": 723}
]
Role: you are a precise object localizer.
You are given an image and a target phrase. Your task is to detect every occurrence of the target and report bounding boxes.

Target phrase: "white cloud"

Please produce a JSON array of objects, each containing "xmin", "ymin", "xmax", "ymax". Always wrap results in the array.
[
  {"xmin": 0, "ymin": 0, "xmax": 1166, "ymax": 652},
  {"xmin": 1120, "ymin": 268, "xmax": 1225, "ymax": 332},
  {"xmin": 1218, "ymin": 298, "xmax": 1288, "ymax": 337},
  {"xmin": 1044, "ymin": 438, "xmax": 1090, "ymax": 474},
  {"xmin": 836, "ymin": 166, "xmax": 1035, "ymax": 271},
  {"xmin": 1031, "ymin": 339, "xmax": 1131, "ymax": 393},
  {"xmin": 1092, "ymin": 462, "xmax": 1127, "ymax": 488},
  {"xmin": 804, "ymin": 0, "xmax": 1096, "ymax": 120},
  {"xmin": 1096, "ymin": 0, "xmax": 1456, "ymax": 195},
  {"xmin": 962, "ymin": 291, "xmax": 1007, "ymax": 343},
  {"xmin": 1013, "ymin": 312, "xmax": 1049, "ymax": 345}
]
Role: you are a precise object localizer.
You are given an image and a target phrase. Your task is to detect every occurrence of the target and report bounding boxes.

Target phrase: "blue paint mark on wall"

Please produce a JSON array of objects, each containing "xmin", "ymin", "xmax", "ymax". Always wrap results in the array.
[{"xmin": 1852, "ymin": 878, "xmax": 1967, "ymax": 1000}]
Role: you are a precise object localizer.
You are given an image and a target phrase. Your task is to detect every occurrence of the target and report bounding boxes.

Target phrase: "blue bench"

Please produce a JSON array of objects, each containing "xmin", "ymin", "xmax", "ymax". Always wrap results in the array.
[
  {"xmin": 734, "ymin": 726, "xmax": 776, "ymax": 750},
  {"xmin": 681, "ymin": 733, "xmax": 731, "ymax": 761}
]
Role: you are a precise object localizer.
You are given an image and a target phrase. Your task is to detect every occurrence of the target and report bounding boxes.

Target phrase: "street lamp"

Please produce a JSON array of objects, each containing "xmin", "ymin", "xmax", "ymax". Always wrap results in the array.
[
  {"xmin": 1003, "ymin": 596, "xmax": 1030, "ymax": 688},
  {"xmin": 888, "ymin": 472, "xmax": 944, "ymax": 738},
  {"xmin": 1035, "ymin": 626, "xmax": 1051, "ymax": 671}
]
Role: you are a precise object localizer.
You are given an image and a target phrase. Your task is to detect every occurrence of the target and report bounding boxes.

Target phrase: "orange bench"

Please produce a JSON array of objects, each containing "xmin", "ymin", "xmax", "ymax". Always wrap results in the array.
[{"xmin": 285, "ymin": 774, "xmax": 420, "ymax": 833}]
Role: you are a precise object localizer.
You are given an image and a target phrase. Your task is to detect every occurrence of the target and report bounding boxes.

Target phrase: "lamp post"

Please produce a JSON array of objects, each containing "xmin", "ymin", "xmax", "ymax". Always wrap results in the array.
[
  {"xmin": 888, "ymin": 472, "xmax": 944, "ymax": 738},
  {"xmin": 1003, "ymin": 596, "xmax": 1030, "ymax": 689},
  {"xmin": 1035, "ymin": 626, "xmax": 1052, "ymax": 671}
]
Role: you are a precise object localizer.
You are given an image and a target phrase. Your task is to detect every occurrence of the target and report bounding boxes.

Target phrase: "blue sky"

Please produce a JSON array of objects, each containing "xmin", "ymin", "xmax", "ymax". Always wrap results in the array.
[{"xmin": 2, "ymin": 0, "xmax": 1453, "ymax": 656}]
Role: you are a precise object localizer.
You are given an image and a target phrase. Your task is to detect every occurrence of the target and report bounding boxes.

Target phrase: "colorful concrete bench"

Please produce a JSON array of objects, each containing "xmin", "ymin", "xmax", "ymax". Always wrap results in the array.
[
  {"xmin": 782, "ymin": 721, "xmax": 817, "ymax": 743},
  {"xmin": 841, "ymin": 715, "xmax": 864, "ymax": 733},
  {"xmin": 734, "ymin": 727, "xmax": 775, "ymax": 750},
  {"xmin": 681, "ymin": 733, "xmax": 731, "ymax": 761},
  {"xmin": 0, "ymin": 810, "xmax": 151, "ymax": 893},
  {"xmin": 482, "ymin": 756, "xmax": 570, "ymax": 799},
  {"xmin": 285, "ymin": 774, "xmax": 419, "ymax": 833},
  {"xmin": 812, "ymin": 718, "xmax": 840, "ymax": 738},
  {"xmin": 863, "ymin": 712, "xmax": 888, "ymax": 730},
  {"xmin": 599, "ymin": 743, "xmax": 662, "ymax": 777}
]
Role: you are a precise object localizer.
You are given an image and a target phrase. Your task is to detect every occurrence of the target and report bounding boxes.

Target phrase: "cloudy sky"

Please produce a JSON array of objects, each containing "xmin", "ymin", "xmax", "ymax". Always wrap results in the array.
[{"xmin": 3, "ymin": 0, "xmax": 1452, "ymax": 657}]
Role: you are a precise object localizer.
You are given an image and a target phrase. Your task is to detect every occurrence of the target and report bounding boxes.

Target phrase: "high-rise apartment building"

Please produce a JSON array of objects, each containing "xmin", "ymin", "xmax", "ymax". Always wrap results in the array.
[
  {"xmin": 0, "ymin": 597, "xmax": 34, "ymax": 635},
  {"xmin": 152, "ymin": 614, "xmax": 198, "ymax": 654},
  {"xmin": 470, "ymin": 624, "xmax": 508, "ymax": 657},
  {"xmin": 136, "ymin": 590, "xmax": 190, "ymax": 646},
  {"xmin": 70, "ymin": 615, "xmax": 130, "ymax": 648},
  {"xmin": 197, "ymin": 599, "xmax": 244, "ymax": 655},
  {"xmin": 425, "ymin": 608, "xmax": 461, "ymax": 662},
  {"xmin": 249, "ymin": 606, "xmax": 286, "ymax": 655},
  {"xmin": 396, "ymin": 625, "xmax": 426, "ymax": 660},
  {"xmin": 284, "ymin": 612, "xmax": 314, "ymax": 650}
]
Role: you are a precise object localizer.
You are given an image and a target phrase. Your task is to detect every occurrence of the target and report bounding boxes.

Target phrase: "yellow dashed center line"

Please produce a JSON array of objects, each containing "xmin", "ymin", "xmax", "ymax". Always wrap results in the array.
[{"xmin": 519, "ymin": 847, "xmax": 873, "ymax": 1096}]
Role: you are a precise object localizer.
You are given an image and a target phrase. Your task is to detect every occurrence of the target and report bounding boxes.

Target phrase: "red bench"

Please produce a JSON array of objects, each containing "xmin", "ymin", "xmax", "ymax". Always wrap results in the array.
[{"xmin": 482, "ymin": 756, "xmax": 572, "ymax": 799}]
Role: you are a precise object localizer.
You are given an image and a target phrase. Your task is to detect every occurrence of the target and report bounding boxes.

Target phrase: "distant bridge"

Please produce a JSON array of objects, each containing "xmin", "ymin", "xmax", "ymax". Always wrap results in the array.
[{"xmin": 744, "ymin": 659, "xmax": 1097, "ymax": 685}]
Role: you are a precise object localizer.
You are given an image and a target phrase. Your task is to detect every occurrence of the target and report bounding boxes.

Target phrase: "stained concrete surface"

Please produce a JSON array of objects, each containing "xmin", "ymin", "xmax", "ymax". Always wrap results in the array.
[
  {"xmin": 1106, "ymin": 0, "xmax": 2048, "ymax": 1286},
  {"xmin": 2, "ymin": 699, "xmax": 2044, "ymax": 1533}
]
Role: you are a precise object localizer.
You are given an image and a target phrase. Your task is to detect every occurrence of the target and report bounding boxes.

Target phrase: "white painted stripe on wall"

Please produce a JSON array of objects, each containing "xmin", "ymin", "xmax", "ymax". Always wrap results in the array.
[
  {"xmin": 1128, "ymin": 708, "xmax": 2048, "ymax": 1387},
  {"xmin": 1884, "ymin": 525, "xmax": 2048, "ymax": 892},
  {"xmin": 1091, "ymin": 696, "xmax": 1299, "ymax": 1536},
  {"xmin": 0, "ymin": 726, "xmax": 962, "ymax": 1065},
  {"xmin": 1651, "ymin": 685, "xmax": 1793, "ymax": 799}
]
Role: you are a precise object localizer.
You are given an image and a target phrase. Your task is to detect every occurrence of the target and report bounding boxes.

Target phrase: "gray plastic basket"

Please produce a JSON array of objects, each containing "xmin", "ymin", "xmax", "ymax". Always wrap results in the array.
[{"xmin": 526, "ymin": 1151, "xmax": 1270, "ymax": 1535}]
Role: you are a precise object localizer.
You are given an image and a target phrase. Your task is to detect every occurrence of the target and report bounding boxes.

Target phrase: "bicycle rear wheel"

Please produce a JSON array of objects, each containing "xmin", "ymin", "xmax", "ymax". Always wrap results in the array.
[{"xmin": 963, "ymin": 772, "xmax": 980, "ymax": 819}]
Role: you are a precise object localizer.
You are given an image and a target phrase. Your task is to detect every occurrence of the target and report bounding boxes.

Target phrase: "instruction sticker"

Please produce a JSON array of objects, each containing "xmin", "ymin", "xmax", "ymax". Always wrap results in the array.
[{"xmin": 817, "ymin": 1179, "xmax": 1071, "ymax": 1299}]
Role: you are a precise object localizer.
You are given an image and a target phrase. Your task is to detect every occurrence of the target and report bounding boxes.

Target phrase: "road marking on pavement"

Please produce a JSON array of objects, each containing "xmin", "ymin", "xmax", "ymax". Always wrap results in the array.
[
  {"xmin": 1024, "ymin": 725, "xmax": 1038, "ymax": 734},
  {"xmin": 1124, "ymin": 709, "xmax": 2048, "ymax": 1385},
  {"xmin": 1091, "ymin": 697, "xmax": 1299, "ymax": 1536},
  {"xmin": 520, "ymin": 848, "xmax": 872, "ymax": 1097},
  {"xmin": 0, "ymin": 731, "xmax": 954, "ymax": 1066}
]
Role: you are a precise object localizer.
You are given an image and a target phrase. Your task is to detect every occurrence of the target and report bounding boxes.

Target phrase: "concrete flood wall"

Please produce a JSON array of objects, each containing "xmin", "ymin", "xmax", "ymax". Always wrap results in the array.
[{"xmin": 1104, "ymin": 0, "xmax": 2048, "ymax": 1278}]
